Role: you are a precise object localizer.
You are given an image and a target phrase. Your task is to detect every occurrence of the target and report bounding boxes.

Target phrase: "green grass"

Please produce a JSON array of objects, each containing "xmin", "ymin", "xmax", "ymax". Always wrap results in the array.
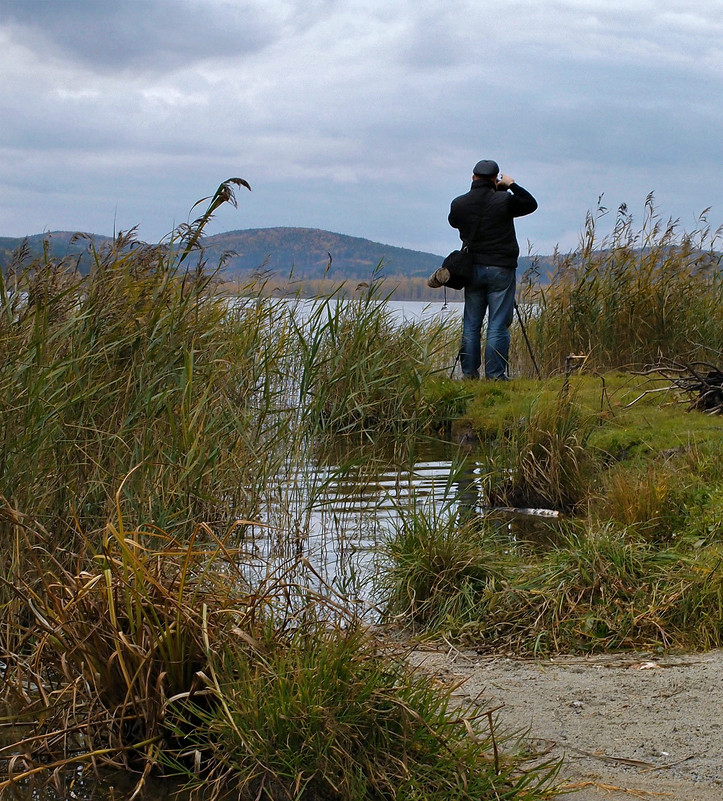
[
  {"xmin": 166, "ymin": 614, "xmax": 558, "ymax": 801},
  {"xmin": 377, "ymin": 497, "xmax": 513, "ymax": 632}
]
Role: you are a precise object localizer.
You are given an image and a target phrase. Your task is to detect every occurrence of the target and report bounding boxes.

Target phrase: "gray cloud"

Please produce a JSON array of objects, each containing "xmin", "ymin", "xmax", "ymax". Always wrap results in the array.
[
  {"xmin": 0, "ymin": 0, "xmax": 721, "ymax": 256},
  {"xmin": 0, "ymin": 0, "xmax": 282, "ymax": 72}
]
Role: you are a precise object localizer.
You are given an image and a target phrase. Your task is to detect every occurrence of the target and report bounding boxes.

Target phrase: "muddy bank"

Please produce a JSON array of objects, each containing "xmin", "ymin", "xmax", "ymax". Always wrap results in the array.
[{"xmin": 407, "ymin": 645, "xmax": 723, "ymax": 800}]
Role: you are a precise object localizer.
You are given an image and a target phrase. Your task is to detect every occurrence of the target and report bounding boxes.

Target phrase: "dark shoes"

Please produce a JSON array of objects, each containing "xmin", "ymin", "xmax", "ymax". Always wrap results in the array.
[{"xmin": 459, "ymin": 374, "xmax": 511, "ymax": 382}]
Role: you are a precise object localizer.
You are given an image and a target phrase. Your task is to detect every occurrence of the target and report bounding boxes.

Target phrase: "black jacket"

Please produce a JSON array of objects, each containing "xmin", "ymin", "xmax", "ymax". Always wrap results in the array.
[{"xmin": 448, "ymin": 181, "xmax": 537, "ymax": 269}]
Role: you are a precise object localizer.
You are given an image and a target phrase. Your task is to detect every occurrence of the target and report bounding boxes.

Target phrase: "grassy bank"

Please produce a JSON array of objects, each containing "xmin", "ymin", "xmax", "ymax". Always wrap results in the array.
[
  {"xmin": 0, "ymin": 183, "xmax": 555, "ymax": 798},
  {"xmin": 380, "ymin": 372, "xmax": 723, "ymax": 652}
]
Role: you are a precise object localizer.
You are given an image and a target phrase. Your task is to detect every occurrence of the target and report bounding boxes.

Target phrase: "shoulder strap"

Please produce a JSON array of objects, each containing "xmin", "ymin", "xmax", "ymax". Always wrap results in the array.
[
  {"xmin": 461, "ymin": 195, "xmax": 490, "ymax": 249},
  {"xmin": 461, "ymin": 215, "xmax": 482, "ymax": 250}
]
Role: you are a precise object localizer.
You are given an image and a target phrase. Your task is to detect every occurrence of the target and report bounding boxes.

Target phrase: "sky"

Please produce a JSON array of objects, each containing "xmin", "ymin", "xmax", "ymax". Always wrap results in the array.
[{"xmin": 1, "ymin": 0, "xmax": 721, "ymax": 258}]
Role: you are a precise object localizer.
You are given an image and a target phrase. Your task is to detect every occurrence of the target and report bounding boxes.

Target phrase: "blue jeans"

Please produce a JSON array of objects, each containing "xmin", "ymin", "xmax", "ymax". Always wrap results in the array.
[{"xmin": 460, "ymin": 265, "xmax": 516, "ymax": 379}]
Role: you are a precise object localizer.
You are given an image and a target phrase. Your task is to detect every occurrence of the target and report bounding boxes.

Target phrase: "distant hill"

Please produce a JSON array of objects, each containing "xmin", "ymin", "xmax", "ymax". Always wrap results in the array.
[
  {"xmin": 201, "ymin": 227, "xmax": 444, "ymax": 279},
  {"xmin": 0, "ymin": 232, "xmax": 113, "ymax": 274},
  {"xmin": 0, "ymin": 228, "xmax": 443, "ymax": 280},
  {"xmin": 199, "ymin": 227, "xmax": 547, "ymax": 279},
  {"xmin": 0, "ymin": 227, "xmax": 547, "ymax": 281}
]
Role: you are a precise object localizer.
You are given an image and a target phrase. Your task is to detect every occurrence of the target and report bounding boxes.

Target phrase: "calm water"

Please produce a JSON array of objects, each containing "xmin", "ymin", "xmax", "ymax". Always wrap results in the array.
[
  {"xmin": 369, "ymin": 298, "xmax": 464, "ymax": 321},
  {"xmin": 270, "ymin": 296, "xmax": 465, "ymax": 324}
]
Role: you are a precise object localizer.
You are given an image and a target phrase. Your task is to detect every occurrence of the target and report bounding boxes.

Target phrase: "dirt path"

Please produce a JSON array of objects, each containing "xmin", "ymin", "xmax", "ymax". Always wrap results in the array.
[{"xmin": 407, "ymin": 645, "xmax": 723, "ymax": 800}]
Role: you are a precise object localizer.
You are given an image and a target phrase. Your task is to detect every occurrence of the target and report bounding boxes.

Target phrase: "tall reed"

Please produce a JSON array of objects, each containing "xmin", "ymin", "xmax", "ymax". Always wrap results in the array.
[
  {"xmin": 295, "ymin": 275, "xmax": 458, "ymax": 442},
  {"xmin": 0, "ymin": 181, "xmax": 307, "ymax": 667},
  {"xmin": 517, "ymin": 195, "xmax": 723, "ymax": 374},
  {"xmin": 0, "ymin": 180, "xmax": 295, "ymax": 540}
]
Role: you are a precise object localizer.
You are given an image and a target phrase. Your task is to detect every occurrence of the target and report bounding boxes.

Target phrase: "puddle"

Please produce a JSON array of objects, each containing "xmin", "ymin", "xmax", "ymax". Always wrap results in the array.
[{"xmin": 235, "ymin": 437, "xmax": 565, "ymax": 610}]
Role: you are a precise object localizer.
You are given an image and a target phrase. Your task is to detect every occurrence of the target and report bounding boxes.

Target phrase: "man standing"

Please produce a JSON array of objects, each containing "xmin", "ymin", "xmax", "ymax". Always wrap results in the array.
[{"xmin": 448, "ymin": 159, "xmax": 537, "ymax": 380}]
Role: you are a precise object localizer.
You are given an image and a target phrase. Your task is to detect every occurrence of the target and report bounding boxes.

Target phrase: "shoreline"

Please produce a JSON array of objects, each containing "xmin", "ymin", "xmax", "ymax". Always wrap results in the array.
[{"xmin": 407, "ymin": 642, "xmax": 723, "ymax": 799}]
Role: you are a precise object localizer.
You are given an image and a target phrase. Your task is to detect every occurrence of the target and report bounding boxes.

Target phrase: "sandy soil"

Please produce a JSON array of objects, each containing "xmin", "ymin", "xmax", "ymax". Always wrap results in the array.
[{"xmin": 406, "ymin": 645, "xmax": 723, "ymax": 800}]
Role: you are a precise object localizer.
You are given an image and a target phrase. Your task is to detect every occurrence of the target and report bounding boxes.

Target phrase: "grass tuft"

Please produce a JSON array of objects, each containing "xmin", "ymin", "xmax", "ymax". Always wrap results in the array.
[
  {"xmin": 485, "ymin": 386, "xmax": 597, "ymax": 513},
  {"xmin": 378, "ymin": 499, "xmax": 512, "ymax": 633},
  {"xmin": 165, "ymin": 614, "xmax": 558, "ymax": 801}
]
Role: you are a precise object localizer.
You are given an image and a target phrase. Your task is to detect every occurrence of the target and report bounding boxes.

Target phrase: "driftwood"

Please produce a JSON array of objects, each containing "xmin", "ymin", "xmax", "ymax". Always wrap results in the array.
[{"xmin": 630, "ymin": 360, "xmax": 723, "ymax": 414}]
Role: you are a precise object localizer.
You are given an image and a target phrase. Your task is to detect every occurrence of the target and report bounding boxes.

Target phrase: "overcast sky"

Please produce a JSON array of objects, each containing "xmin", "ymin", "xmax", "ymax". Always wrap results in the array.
[{"xmin": 1, "ymin": 0, "xmax": 721, "ymax": 257}]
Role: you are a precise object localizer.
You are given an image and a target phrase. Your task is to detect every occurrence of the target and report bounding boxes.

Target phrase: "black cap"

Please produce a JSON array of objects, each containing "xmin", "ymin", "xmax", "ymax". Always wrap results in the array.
[{"xmin": 473, "ymin": 159, "xmax": 499, "ymax": 177}]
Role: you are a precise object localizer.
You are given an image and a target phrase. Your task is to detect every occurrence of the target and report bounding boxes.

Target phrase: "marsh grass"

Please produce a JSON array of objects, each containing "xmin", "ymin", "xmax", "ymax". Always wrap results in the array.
[
  {"xmin": 484, "ymin": 385, "xmax": 597, "ymax": 513},
  {"xmin": 296, "ymin": 276, "xmax": 458, "ymax": 441},
  {"xmin": 165, "ymin": 614, "xmax": 558, "ymax": 801},
  {"xmin": 517, "ymin": 195, "xmax": 723, "ymax": 374},
  {"xmin": 505, "ymin": 526, "xmax": 723, "ymax": 653},
  {"xmin": 1, "ymin": 518, "xmax": 558, "ymax": 801},
  {"xmin": 491, "ymin": 524, "xmax": 680, "ymax": 653}
]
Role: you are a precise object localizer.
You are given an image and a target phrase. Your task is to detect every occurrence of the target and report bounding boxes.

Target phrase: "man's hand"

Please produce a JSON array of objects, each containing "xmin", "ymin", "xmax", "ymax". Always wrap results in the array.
[{"xmin": 497, "ymin": 173, "xmax": 515, "ymax": 189}]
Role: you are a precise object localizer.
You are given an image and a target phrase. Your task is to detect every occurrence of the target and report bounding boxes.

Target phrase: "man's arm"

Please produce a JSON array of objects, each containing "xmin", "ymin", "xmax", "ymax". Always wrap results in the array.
[
  {"xmin": 448, "ymin": 198, "xmax": 462, "ymax": 230},
  {"xmin": 498, "ymin": 175, "xmax": 537, "ymax": 217}
]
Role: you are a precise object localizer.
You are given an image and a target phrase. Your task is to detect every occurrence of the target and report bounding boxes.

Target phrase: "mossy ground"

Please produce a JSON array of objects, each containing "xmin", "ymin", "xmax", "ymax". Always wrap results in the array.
[{"xmin": 383, "ymin": 371, "xmax": 723, "ymax": 654}]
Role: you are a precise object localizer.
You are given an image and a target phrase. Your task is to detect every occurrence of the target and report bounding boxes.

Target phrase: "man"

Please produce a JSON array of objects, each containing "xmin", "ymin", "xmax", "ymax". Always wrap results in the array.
[{"xmin": 448, "ymin": 159, "xmax": 537, "ymax": 380}]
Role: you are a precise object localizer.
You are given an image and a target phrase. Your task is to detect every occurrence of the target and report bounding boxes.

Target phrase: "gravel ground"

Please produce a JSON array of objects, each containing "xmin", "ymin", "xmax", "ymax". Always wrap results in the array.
[{"xmin": 407, "ymin": 645, "xmax": 723, "ymax": 800}]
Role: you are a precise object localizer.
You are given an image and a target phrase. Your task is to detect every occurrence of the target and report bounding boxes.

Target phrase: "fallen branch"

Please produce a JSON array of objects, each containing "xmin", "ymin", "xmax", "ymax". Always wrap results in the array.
[{"xmin": 631, "ymin": 360, "xmax": 723, "ymax": 414}]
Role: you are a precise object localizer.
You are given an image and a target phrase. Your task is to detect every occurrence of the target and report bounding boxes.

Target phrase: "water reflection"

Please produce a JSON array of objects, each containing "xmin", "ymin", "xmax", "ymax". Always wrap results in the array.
[
  {"xmin": 237, "ymin": 440, "xmax": 466, "ymax": 610},
  {"xmin": 237, "ymin": 437, "xmax": 563, "ymax": 613},
  {"xmin": 450, "ymin": 458, "xmax": 561, "ymax": 550}
]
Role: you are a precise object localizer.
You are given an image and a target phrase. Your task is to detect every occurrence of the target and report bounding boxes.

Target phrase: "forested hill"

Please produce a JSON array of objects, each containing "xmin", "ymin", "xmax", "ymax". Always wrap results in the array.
[
  {"xmin": 0, "ymin": 228, "xmax": 444, "ymax": 280},
  {"xmin": 0, "ymin": 227, "xmax": 545, "ymax": 282},
  {"xmin": 201, "ymin": 228, "xmax": 543, "ymax": 279},
  {"xmin": 202, "ymin": 227, "xmax": 443, "ymax": 279}
]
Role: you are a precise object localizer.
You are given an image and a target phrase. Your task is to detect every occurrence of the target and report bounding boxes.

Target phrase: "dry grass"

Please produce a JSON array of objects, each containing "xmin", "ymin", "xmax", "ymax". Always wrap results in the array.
[
  {"xmin": 516, "ymin": 195, "xmax": 723, "ymax": 375},
  {"xmin": 1, "ymin": 515, "xmax": 559, "ymax": 800}
]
